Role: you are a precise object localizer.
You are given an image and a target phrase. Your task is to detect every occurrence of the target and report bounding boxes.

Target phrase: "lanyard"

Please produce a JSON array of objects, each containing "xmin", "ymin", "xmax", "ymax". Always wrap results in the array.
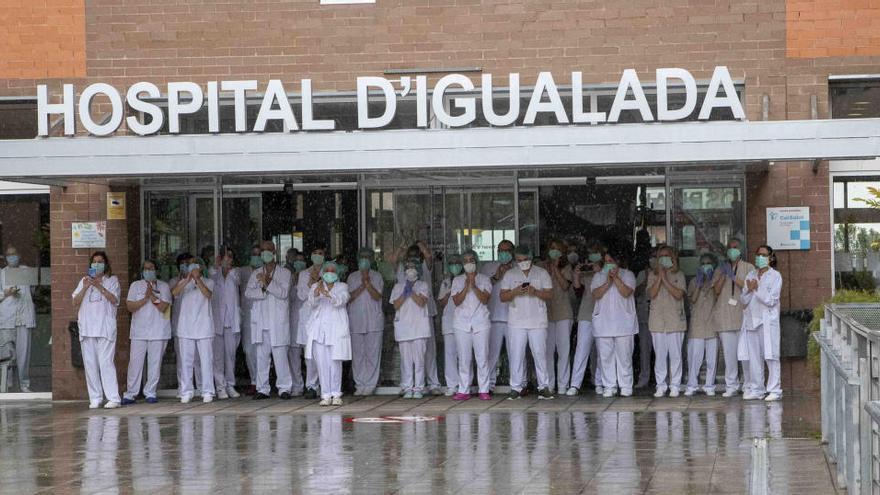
[{"xmin": 730, "ymin": 262, "xmax": 738, "ymax": 295}]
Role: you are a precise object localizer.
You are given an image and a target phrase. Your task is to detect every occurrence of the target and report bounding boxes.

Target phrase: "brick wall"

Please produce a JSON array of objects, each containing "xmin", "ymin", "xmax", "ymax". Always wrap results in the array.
[
  {"xmin": 787, "ymin": 0, "xmax": 880, "ymax": 58},
  {"xmin": 0, "ymin": 0, "xmax": 86, "ymax": 79}
]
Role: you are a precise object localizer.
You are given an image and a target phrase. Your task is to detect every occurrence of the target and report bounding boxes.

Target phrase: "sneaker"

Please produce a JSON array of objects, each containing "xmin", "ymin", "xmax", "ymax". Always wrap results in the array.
[
  {"xmin": 620, "ymin": 389, "xmax": 633, "ymax": 397},
  {"xmin": 227, "ymin": 387, "xmax": 241, "ymax": 399},
  {"xmin": 202, "ymin": 395, "xmax": 214, "ymax": 404},
  {"xmin": 20, "ymin": 386, "xmax": 32, "ymax": 393},
  {"xmin": 602, "ymin": 389, "xmax": 615, "ymax": 398},
  {"xmin": 181, "ymin": 395, "xmax": 193, "ymax": 404},
  {"xmin": 353, "ymin": 388, "xmax": 363, "ymax": 397},
  {"xmin": 705, "ymin": 389, "xmax": 716, "ymax": 397},
  {"xmin": 537, "ymin": 388, "xmax": 555, "ymax": 400},
  {"xmin": 478, "ymin": 393, "xmax": 492, "ymax": 401},
  {"xmin": 89, "ymin": 401, "xmax": 102, "ymax": 409},
  {"xmin": 104, "ymin": 401, "xmax": 121, "ymax": 409},
  {"xmin": 444, "ymin": 388, "xmax": 455, "ymax": 397},
  {"xmin": 253, "ymin": 393, "xmax": 270, "ymax": 400},
  {"xmin": 331, "ymin": 397, "xmax": 343, "ymax": 406},
  {"xmin": 413, "ymin": 391, "xmax": 424, "ymax": 399},
  {"xmin": 507, "ymin": 390, "xmax": 522, "ymax": 401},
  {"xmin": 403, "ymin": 391, "xmax": 414, "ymax": 399},
  {"xmin": 743, "ymin": 392, "xmax": 764, "ymax": 400},
  {"xmin": 429, "ymin": 387, "xmax": 444, "ymax": 396},
  {"xmin": 722, "ymin": 389, "xmax": 738, "ymax": 398},
  {"xmin": 217, "ymin": 389, "xmax": 229, "ymax": 400},
  {"xmin": 684, "ymin": 389, "xmax": 696, "ymax": 397},
  {"xmin": 565, "ymin": 387, "xmax": 579, "ymax": 396},
  {"xmin": 764, "ymin": 393, "xmax": 781, "ymax": 402},
  {"xmin": 279, "ymin": 392, "xmax": 292, "ymax": 400},
  {"xmin": 121, "ymin": 397, "xmax": 136, "ymax": 405},
  {"xmin": 452, "ymin": 392, "xmax": 470, "ymax": 401},
  {"xmin": 319, "ymin": 398, "xmax": 332, "ymax": 406},
  {"xmin": 361, "ymin": 388, "xmax": 375, "ymax": 396},
  {"xmin": 304, "ymin": 389, "xmax": 318, "ymax": 400},
  {"xmin": 669, "ymin": 389, "xmax": 680, "ymax": 398},
  {"xmin": 595, "ymin": 386, "xmax": 605, "ymax": 395},
  {"xmin": 145, "ymin": 397, "xmax": 158, "ymax": 404},
  {"xmin": 654, "ymin": 389, "xmax": 666, "ymax": 398}
]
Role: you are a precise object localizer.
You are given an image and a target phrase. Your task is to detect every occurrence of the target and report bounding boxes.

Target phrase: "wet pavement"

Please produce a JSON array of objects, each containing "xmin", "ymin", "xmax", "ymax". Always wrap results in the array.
[{"xmin": 0, "ymin": 392, "xmax": 836, "ymax": 494}]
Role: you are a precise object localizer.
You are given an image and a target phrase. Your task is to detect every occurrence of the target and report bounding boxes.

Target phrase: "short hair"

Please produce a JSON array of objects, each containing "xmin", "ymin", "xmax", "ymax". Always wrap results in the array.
[
  {"xmin": 514, "ymin": 245, "xmax": 532, "ymax": 258},
  {"xmin": 176, "ymin": 252, "xmax": 193, "ymax": 265},
  {"xmin": 90, "ymin": 251, "xmax": 112, "ymax": 276}
]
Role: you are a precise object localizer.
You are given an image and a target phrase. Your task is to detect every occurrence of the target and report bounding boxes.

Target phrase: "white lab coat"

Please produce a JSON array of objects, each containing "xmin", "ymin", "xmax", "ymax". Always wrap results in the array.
[
  {"xmin": 396, "ymin": 262, "xmax": 437, "ymax": 316},
  {"xmin": 304, "ymin": 281, "xmax": 352, "ymax": 361},
  {"xmin": 346, "ymin": 269, "xmax": 385, "ymax": 334},
  {"xmin": 211, "ymin": 268, "xmax": 241, "ymax": 335},
  {"xmin": 390, "ymin": 280, "xmax": 432, "ymax": 341},
  {"xmin": 289, "ymin": 270, "xmax": 303, "ymax": 342},
  {"xmin": 438, "ymin": 277, "xmax": 456, "ymax": 335},
  {"xmin": 127, "ymin": 280, "xmax": 172, "ymax": 340},
  {"xmin": 738, "ymin": 268, "xmax": 782, "ymax": 361},
  {"xmin": 72, "ymin": 275, "xmax": 121, "ymax": 341},
  {"xmin": 296, "ymin": 267, "xmax": 322, "ymax": 346},
  {"xmin": 245, "ymin": 264, "xmax": 292, "ymax": 347},
  {"xmin": 176, "ymin": 278, "xmax": 215, "ymax": 340},
  {"xmin": 0, "ymin": 266, "xmax": 36, "ymax": 329}
]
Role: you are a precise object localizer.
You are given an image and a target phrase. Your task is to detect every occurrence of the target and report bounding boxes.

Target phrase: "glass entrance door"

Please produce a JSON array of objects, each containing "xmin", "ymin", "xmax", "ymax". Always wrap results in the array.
[{"xmin": 145, "ymin": 190, "xmax": 218, "ymax": 279}]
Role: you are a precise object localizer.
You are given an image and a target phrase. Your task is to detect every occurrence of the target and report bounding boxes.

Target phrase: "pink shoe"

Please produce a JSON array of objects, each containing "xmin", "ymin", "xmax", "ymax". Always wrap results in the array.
[
  {"xmin": 478, "ymin": 393, "xmax": 491, "ymax": 401},
  {"xmin": 452, "ymin": 392, "xmax": 471, "ymax": 401}
]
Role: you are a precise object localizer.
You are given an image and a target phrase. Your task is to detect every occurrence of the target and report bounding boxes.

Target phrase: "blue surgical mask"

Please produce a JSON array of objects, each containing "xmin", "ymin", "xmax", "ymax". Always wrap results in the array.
[
  {"xmin": 322, "ymin": 272, "xmax": 338, "ymax": 284},
  {"xmin": 659, "ymin": 256, "xmax": 673, "ymax": 269},
  {"xmin": 5, "ymin": 255, "xmax": 20, "ymax": 267},
  {"xmin": 727, "ymin": 248, "xmax": 741, "ymax": 262},
  {"xmin": 189, "ymin": 263, "xmax": 202, "ymax": 273},
  {"xmin": 249, "ymin": 255, "xmax": 263, "ymax": 268},
  {"xmin": 603, "ymin": 263, "xmax": 617, "ymax": 273},
  {"xmin": 337, "ymin": 265, "xmax": 348, "ymax": 277},
  {"xmin": 701, "ymin": 264, "xmax": 714, "ymax": 275},
  {"xmin": 91, "ymin": 262, "xmax": 106, "ymax": 274},
  {"xmin": 449, "ymin": 263, "xmax": 463, "ymax": 276},
  {"xmin": 311, "ymin": 254, "xmax": 325, "ymax": 266},
  {"xmin": 261, "ymin": 250, "xmax": 275, "ymax": 264},
  {"xmin": 358, "ymin": 258, "xmax": 371, "ymax": 271},
  {"xmin": 498, "ymin": 251, "xmax": 513, "ymax": 264},
  {"xmin": 293, "ymin": 260, "xmax": 307, "ymax": 272},
  {"xmin": 548, "ymin": 249, "xmax": 562, "ymax": 260},
  {"xmin": 179, "ymin": 263, "xmax": 189, "ymax": 275},
  {"xmin": 588, "ymin": 253, "xmax": 602, "ymax": 263},
  {"xmin": 755, "ymin": 255, "xmax": 770, "ymax": 269},
  {"xmin": 143, "ymin": 270, "xmax": 157, "ymax": 281}
]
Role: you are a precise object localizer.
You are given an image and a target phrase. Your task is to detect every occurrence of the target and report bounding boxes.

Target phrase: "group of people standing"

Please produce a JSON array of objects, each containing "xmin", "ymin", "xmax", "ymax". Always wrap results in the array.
[{"xmin": 67, "ymin": 234, "xmax": 784, "ymax": 409}]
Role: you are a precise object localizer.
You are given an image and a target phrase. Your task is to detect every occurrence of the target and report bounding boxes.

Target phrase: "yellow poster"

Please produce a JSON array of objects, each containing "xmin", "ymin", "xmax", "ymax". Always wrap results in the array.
[{"xmin": 107, "ymin": 192, "xmax": 126, "ymax": 220}]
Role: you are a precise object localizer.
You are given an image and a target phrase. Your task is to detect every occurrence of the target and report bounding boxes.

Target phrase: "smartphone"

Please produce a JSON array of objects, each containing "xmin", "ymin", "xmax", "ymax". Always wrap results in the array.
[
  {"xmin": 521, "ymin": 282, "xmax": 530, "ymax": 288},
  {"xmin": 88, "ymin": 267, "xmax": 97, "ymax": 278}
]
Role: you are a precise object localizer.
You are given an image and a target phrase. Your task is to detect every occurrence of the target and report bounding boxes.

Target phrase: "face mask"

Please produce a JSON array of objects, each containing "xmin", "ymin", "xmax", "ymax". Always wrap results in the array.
[
  {"xmin": 293, "ymin": 260, "xmax": 307, "ymax": 272},
  {"xmin": 143, "ymin": 270, "xmax": 157, "ymax": 281},
  {"xmin": 179, "ymin": 263, "xmax": 189, "ymax": 275},
  {"xmin": 337, "ymin": 265, "xmax": 348, "ymax": 277},
  {"xmin": 221, "ymin": 258, "xmax": 233, "ymax": 268},
  {"xmin": 659, "ymin": 256, "xmax": 674, "ymax": 269},
  {"xmin": 5, "ymin": 255, "xmax": 19, "ymax": 267},
  {"xmin": 405, "ymin": 268, "xmax": 419, "ymax": 282},
  {"xmin": 567, "ymin": 252, "xmax": 579, "ymax": 265},
  {"xmin": 498, "ymin": 251, "xmax": 513, "ymax": 264},
  {"xmin": 322, "ymin": 272, "xmax": 338, "ymax": 284},
  {"xmin": 701, "ymin": 264, "xmax": 714, "ymax": 275},
  {"xmin": 249, "ymin": 255, "xmax": 263, "ymax": 268},
  {"xmin": 517, "ymin": 260, "xmax": 532, "ymax": 271},
  {"xmin": 261, "ymin": 250, "xmax": 275, "ymax": 264},
  {"xmin": 449, "ymin": 263, "xmax": 463, "ymax": 276},
  {"xmin": 548, "ymin": 249, "xmax": 562, "ymax": 260},
  {"xmin": 463, "ymin": 262, "xmax": 477, "ymax": 274},
  {"xmin": 727, "ymin": 248, "xmax": 741, "ymax": 262},
  {"xmin": 588, "ymin": 253, "xmax": 602, "ymax": 263},
  {"xmin": 311, "ymin": 254, "xmax": 325, "ymax": 266},
  {"xmin": 755, "ymin": 255, "xmax": 769, "ymax": 269},
  {"xmin": 358, "ymin": 259, "xmax": 371, "ymax": 271},
  {"xmin": 603, "ymin": 263, "xmax": 617, "ymax": 273},
  {"xmin": 91, "ymin": 262, "xmax": 106, "ymax": 274},
  {"xmin": 189, "ymin": 263, "xmax": 202, "ymax": 274}
]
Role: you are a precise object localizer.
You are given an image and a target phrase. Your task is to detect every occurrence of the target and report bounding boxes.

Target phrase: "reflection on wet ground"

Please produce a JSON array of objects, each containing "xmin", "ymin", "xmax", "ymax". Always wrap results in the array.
[{"xmin": 0, "ymin": 393, "xmax": 836, "ymax": 494}]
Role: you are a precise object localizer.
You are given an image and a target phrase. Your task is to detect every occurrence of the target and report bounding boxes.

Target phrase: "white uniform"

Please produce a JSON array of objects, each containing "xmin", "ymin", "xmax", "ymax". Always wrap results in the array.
[
  {"xmin": 437, "ymin": 277, "xmax": 458, "ymax": 392},
  {"xmin": 480, "ymin": 260, "xmax": 512, "ymax": 390},
  {"xmin": 346, "ymin": 269, "xmax": 384, "ymax": 393},
  {"xmin": 170, "ymin": 275, "xmax": 201, "ymax": 394},
  {"xmin": 0, "ymin": 266, "xmax": 36, "ymax": 391},
  {"xmin": 500, "ymin": 265, "xmax": 552, "ymax": 392},
  {"xmin": 738, "ymin": 267, "xmax": 783, "ymax": 396},
  {"xmin": 390, "ymin": 280, "xmax": 431, "ymax": 394},
  {"xmin": 211, "ymin": 268, "xmax": 241, "ymax": 394},
  {"xmin": 287, "ymin": 268, "xmax": 305, "ymax": 395},
  {"xmin": 238, "ymin": 265, "xmax": 258, "ymax": 387},
  {"xmin": 296, "ymin": 268, "xmax": 321, "ymax": 392},
  {"xmin": 590, "ymin": 269, "xmax": 638, "ymax": 395},
  {"xmin": 451, "ymin": 274, "xmax": 493, "ymax": 394},
  {"xmin": 245, "ymin": 264, "xmax": 293, "ymax": 395},
  {"xmin": 124, "ymin": 280, "xmax": 172, "ymax": 400},
  {"xmin": 177, "ymin": 277, "xmax": 216, "ymax": 399},
  {"xmin": 305, "ymin": 281, "xmax": 352, "ymax": 400},
  {"xmin": 72, "ymin": 275, "xmax": 122, "ymax": 405},
  {"xmin": 571, "ymin": 270, "xmax": 602, "ymax": 390},
  {"xmin": 396, "ymin": 262, "xmax": 440, "ymax": 390}
]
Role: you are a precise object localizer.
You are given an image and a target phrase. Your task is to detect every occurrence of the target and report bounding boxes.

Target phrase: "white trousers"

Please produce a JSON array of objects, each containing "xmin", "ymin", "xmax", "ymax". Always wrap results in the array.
[
  {"xmin": 256, "ymin": 330, "xmax": 291, "ymax": 395},
  {"xmin": 241, "ymin": 320, "xmax": 257, "ymax": 386},
  {"xmin": 718, "ymin": 330, "xmax": 743, "ymax": 392},
  {"xmin": 596, "ymin": 336, "xmax": 634, "ymax": 394},
  {"xmin": 311, "ymin": 341, "xmax": 342, "ymax": 399},
  {"xmin": 175, "ymin": 337, "xmax": 201, "ymax": 393},
  {"xmin": 571, "ymin": 320, "xmax": 603, "ymax": 390},
  {"xmin": 652, "ymin": 332, "xmax": 685, "ymax": 393},
  {"xmin": 686, "ymin": 337, "xmax": 718, "ymax": 393},
  {"xmin": 443, "ymin": 333, "xmax": 459, "ymax": 390},
  {"xmin": 507, "ymin": 327, "xmax": 549, "ymax": 392},
  {"xmin": 305, "ymin": 355, "xmax": 319, "ymax": 391},
  {"xmin": 124, "ymin": 339, "xmax": 167, "ymax": 400},
  {"xmin": 212, "ymin": 328, "xmax": 240, "ymax": 391},
  {"xmin": 488, "ymin": 321, "xmax": 507, "ymax": 390},
  {"xmin": 743, "ymin": 329, "xmax": 782, "ymax": 395},
  {"xmin": 425, "ymin": 324, "xmax": 441, "ymax": 389},
  {"xmin": 399, "ymin": 338, "xmax": 427, "ymax": 393},
  {"xmin": 287, "ymin": 344, "xmax": 304, "ymax": 394},
  {"xmin": 14, "ymin": 325, "xmax": 30, "ymax": 389},
  {"xmin": 351, "ymin": 332, "xmax": 382, "ymax": 392},
  {"xmin": 545, "ymin": 319, "xmax": 572, "ymax": 392},
  {"xmin": 81, "ymin": 336, "xmax": 121, "ymax": 404},
  {"xmin": 455, "ymin": 328, "xmax": 491, "ymax": 394},
  {"xmin": 637, "ymin": 320, "xmax": 652, "ymax": 385},
  {"xmin": 180, "ymin": 337, "xmax": 214, "ymax": 398}
]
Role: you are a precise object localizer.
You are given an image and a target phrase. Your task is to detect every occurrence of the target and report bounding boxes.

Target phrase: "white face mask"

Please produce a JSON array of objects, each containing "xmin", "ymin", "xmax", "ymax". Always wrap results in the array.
[
  {"xmin": 405, "ymin": 268, "xmax": 419, "ymax": 282},
  {"xmin": 463, "ymin": 262, "xmax": 477, "ymax": 273},
  {"xmin": 518, "ymin": 260, "xmax": 532, "ymax": 271}
]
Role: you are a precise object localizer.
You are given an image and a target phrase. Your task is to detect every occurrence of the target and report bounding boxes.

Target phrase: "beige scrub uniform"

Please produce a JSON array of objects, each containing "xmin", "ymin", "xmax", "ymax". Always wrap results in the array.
[
  {"xmin": 647, "ymin": 270, "xmax": 687, "ymax": 394},
  {"xmin": 570, "ymin": 271, "xmax": 603, "ymax": 391},
  {"xmin": 712, "ymin": 259, "xmax": 755, "ymax": 394},
  {"xmin": 347, "ymin": 269, "xmax": 385, "ymax": 394},
  {"xmin": 686, "ymin": 273, "xmax": 720, "ymax": 394},
  {"xmin": 541, "ymin": 262, "xmax": 574, "ymax": 394}
]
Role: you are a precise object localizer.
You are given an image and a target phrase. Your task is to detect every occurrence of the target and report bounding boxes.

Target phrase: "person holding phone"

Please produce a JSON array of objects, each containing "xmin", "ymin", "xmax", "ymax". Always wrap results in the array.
[
  {"xmin": 590, "ymin": 250, "xmax": 638, "ymax": 398},
  {"xmin": 72, "ymin": 251, "xmax": 122, "ymax": 409},
  {"xmin": 172, "ymin": 257, "xmax": 215, "ymax": 403},
  {"xmin": 122, "ymin": 260, "xmax": 171, "ymax": 404},
  {"xmin": 0, "ymin": 245, "xmax": 36, "ymax": 393},
  {"xmin": 739, "ymin": 245, "xmax": 783, "ymax": 401}
]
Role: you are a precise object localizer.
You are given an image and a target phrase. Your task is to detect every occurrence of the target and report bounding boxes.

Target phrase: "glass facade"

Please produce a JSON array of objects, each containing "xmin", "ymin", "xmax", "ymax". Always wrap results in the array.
[{"xmin": 831, "ymin": 176, "xmax": 880, "ymax": 291}]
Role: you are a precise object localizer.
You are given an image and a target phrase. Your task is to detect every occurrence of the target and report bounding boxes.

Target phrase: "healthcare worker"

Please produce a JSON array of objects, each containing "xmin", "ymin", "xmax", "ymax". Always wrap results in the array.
[
  {"xmin": 590, "ymin": 250, "xmax": 638, "ymax": 398},
  {"xmin": 391, "ymin": 259, "xmax": 432, "ymax": 399},
  {"xmin": 305, "ymin": 261, "xmax": 351, "ymax": 406},
  {"xmin": 239, "ymin": 244, "xmax": 263, "ymax": 395},
  {"xmin": 480, "ymin": 240, "xmax": 514, "ymax": 393},
  {"xmin": 173, "ymin": 257, "xmax": 215, "ymax": 403},
  {"xmin": 451, "ymin": 250, "xmax": 493, "ymax": 401},
  {"xmin": 245, "ymin": 241, "xmax": 294, "ymax": 400},
  {"xmin": 347, "ymin": 248, "xmax": 385, "ymax": 396},
  {"xmin": 72, "ymin": 251, "xmax": 122, "ymax": 409},
  {"xmin": 437, "ymin": 253, "xmax": 462, "ymax": 396},
  {"xmin": 0, "ymin": 246, "xmax": 36, "ymax": 392},
  {"xmin": 633, "ymin": 249, "xmax": 656, "ymax": 389},
  {"xmin": 685, "ymin": 253, "xmax": 721, "ymax": 396},
  {"xmin": 211, "ymin": 246, "xmax": 241, "ymax": 399},
  {"xmin": 500, "ymin": 245, "xmax": 554, "ymax": 400},
  {"xmin": 540, "ymin": 239, "xmax": 574, "ymax": 395},
  {"xmin": 648, "ymin": 246, "xmax": 687, "ymax": 398},
  {"xmin": 296, "ymin": 245, "xmax": 327, "ymax": 399},
  {"xmin": 568, "ymin": 243, "xmax": 604, "ymax": 396},
  {"xmin": 712, "ymin": 237, "xmax": 754, "ymax": 397},
  {"xmin": 169, "ymin": 253, "xmax": 201, "ymax": 397},
  {"xmin": 739, "ymin": 245, "xmax": 783, "ymax": 401},
  {"xmin": 122, "ymin": 260, "xmax": 171, "ymax": 404},
  {"xmin": 286, "ymin": 247, "xmax": 307, "ymax": 396}
]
